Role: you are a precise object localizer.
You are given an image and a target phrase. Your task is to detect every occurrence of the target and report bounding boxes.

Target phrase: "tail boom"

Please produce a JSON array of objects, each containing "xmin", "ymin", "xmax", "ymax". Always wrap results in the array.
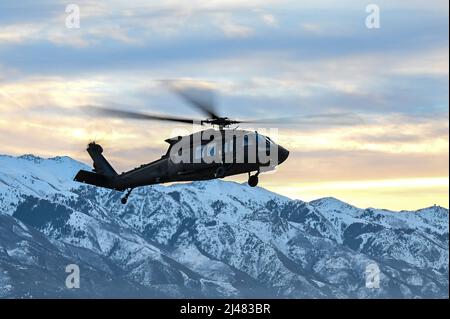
[{"xmin": 74, "ymin": 170, "xmax": 124, "ymax": 191}]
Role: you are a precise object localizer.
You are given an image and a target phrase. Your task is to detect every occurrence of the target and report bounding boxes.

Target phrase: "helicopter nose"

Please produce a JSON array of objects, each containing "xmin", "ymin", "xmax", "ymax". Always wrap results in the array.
[{"xmin": 278, "ymin": 145, "xmax": 289, "ymax": 164}]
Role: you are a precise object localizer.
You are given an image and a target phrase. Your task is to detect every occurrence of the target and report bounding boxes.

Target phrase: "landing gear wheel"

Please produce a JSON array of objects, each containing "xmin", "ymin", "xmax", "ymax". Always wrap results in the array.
[
  {"xmin": 248, "ymin": 175, "xmax": 259, "ymax": 187},
  {"xmin": 121, "ymin": 188, "xmax": 134, "ymax": 205}
]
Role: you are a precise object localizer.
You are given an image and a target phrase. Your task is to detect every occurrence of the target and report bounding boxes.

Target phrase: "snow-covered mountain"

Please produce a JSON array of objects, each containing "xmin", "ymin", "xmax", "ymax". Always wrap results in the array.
[{"xmin": 0, "ymin": 154, "xmax": 448, "ymax": 298}]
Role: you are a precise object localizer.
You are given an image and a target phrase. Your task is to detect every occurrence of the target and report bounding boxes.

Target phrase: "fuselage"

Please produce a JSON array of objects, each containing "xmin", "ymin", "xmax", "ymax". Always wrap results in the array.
[{"xmin": 115, "ymin": 129, "xmax": 289, "ymax": 189}]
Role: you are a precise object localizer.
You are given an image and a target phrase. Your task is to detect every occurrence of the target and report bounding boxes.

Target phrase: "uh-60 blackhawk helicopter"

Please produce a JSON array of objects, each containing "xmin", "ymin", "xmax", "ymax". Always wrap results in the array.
[{"xmin": 74, "ymin": 86, "xmax": 357, "ymax": 204}]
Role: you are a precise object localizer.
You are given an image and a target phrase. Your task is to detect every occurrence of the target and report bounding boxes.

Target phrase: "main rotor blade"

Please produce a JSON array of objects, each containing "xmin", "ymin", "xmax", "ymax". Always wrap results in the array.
[
  {"xmin": 87, "ymin": 106, "xmax": 202, "ymax": 125},
  {"xmin": 238, "ymin": 113, "xmax": 364, "ymax": 126},
  {"xmin": 170, "ymin": 85, "xmax": 221, "ymax": 119}
]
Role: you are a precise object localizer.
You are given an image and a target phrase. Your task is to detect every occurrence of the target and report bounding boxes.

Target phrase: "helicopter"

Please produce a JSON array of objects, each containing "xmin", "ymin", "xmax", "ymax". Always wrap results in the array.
[{"xmin": 74, "ymin": 85, "xmax": 358, "ymax": 204}]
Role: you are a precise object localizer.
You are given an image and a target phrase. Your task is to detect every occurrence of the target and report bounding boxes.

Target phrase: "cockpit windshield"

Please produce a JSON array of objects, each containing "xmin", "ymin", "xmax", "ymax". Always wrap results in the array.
[{"xmin": 256, "ymin": 133, "xmax": 275, "ymax": 153}]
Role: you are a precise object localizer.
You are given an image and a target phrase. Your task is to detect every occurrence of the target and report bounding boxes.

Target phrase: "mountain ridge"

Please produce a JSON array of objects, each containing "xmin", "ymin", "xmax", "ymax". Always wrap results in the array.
[{"xmin": 1, "ymin": 153, "xmax": 446, "ymax": 211}]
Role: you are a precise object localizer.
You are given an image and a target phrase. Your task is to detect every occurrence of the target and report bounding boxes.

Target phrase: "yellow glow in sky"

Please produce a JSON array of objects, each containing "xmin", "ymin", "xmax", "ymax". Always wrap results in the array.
[{"xmin": 268, "ymin": 177, "xmax": 449, "ymax": 210}]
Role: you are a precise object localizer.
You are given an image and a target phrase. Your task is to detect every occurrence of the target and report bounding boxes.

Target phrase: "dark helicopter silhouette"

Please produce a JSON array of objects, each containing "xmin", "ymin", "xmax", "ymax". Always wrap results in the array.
[{"xmin": 74, "ymin": 85, "xmax": 359, "ymax": 204}]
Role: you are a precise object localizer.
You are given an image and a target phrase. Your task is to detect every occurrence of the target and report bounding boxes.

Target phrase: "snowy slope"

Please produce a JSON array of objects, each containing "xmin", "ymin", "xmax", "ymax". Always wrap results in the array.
[
  {"xmin": 0, "ymin": 155, "xmax": 88, "ymax": 214},
  {"xmin": 0, "ymin": 154, "xmax": 448, "ymax": 298}
]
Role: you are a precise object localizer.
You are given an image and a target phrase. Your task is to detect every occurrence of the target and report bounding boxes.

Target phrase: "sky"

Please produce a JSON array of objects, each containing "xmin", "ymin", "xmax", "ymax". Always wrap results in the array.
[{"xmin": 0, "ymin": 0, "xmax": 448, "ymax": 210}]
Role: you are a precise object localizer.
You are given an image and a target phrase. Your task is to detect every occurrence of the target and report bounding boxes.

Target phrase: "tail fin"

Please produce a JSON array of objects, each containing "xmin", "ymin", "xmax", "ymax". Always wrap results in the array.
[
  {"xmin": 86, "ymin": 142, "xmax": 117, "ymax": 176},
  {"xmin": 73, "ymin": 142, "xmax": 124, "ymax": 191}
]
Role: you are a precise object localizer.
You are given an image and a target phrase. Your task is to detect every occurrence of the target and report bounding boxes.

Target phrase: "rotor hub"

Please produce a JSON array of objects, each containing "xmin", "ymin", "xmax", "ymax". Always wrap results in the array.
[{"xmin": 202, "ymin": 117, "xmax": 239, "ymax": 128}]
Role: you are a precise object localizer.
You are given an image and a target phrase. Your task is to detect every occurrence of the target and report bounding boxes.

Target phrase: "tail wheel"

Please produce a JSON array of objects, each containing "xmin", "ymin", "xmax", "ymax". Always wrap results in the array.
[
  {"xmin": 121, "ymin": 188, "xmax": 134, "ymax": 205},
  {"xmin": 248, "ymin": 175, "xmax": 258, "ymax": 187}
]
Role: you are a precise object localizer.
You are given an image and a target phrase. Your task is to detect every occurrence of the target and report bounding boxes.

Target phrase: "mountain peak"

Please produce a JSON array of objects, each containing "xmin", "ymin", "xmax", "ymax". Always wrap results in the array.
[
  {"xmin": 48, "ymin": 155, "xmax": 77, "ymax": 163},
  {"xmin": 310, "ymin": 196, "xmax": 359, "ymax": 210},
  {"xmin": 312, "ymin": 196, "xmax": 342, "ymax": 204},
  {"xmin": 0, "ymin": 153, "xmax": 89, "ymax": 169},
  {"xmin": 18, "ymin": 154, "xmax": 44, "ymax": 162},
  {"xmin": 413, "ymin": 205, "xmax": 449, "ymax": 217}
]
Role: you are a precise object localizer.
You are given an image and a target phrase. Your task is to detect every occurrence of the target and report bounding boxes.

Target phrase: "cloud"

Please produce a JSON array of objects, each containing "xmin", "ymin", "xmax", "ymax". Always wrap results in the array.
[
  {"xmin": 300, "ymin": 23, "xmax": 322, "ymax": 34},
  {"xmin": 0, "ymin": 24, "xmax": 39, "ymax": 43},
  {"xmin": 214, "ymin": 13, "xmax": 254, "ymax": 38},
  {"xmin": 261, "ymin": 14, "xmax": 278, "ymax": 27}
]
